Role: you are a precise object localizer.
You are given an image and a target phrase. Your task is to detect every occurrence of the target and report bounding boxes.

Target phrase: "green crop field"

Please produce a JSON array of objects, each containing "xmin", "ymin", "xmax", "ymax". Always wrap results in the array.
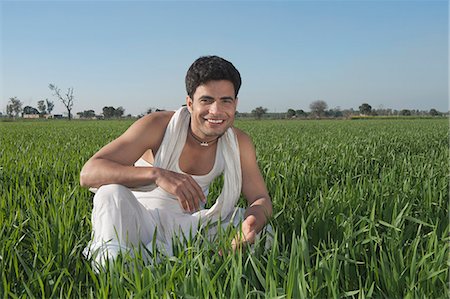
[{"xmin": 0, "ymin": 118, "xmax": 448, "ymax": 298}]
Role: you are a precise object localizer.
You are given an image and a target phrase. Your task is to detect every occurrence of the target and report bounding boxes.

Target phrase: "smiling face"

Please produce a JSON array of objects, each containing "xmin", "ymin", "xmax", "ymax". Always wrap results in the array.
[{"xmin": 186, "ymin": 80, "xmax": 238, "ymax": 140}]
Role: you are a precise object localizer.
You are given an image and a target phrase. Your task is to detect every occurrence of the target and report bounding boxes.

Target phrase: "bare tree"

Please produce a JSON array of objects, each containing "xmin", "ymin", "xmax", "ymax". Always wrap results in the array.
[
  {"xmin": 49, "ymin": 84, "xmax": 74, "ymax": 120},
  {"xmin": 309, "ymin": 100, "xmax": 328, "ymax": 117}
]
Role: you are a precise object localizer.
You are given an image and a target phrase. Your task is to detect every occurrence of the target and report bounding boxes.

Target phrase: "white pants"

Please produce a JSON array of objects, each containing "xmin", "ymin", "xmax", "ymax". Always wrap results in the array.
[{"xmin": 83, "ymin": 184, "xmax": 246, "ymax": 266}]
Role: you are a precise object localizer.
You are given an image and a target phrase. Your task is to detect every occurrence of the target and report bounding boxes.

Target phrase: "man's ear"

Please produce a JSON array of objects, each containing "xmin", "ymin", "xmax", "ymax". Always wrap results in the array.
[{"xmin": 186, "ymin": 96, "xmax": 193, "ymax": 113}]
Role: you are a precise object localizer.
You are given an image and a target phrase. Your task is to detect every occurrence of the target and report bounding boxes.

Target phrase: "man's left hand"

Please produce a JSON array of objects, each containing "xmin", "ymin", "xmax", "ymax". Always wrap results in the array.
[{"xmin": 231, "ymin": 215, "xmax": 258, "ymax": 251}]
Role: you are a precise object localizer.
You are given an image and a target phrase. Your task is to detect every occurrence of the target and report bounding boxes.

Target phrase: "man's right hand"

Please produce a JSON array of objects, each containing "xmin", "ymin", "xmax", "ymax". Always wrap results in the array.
[{"xmin": 154, "ymin": 168, "xmax": 206, "ymax": 213}]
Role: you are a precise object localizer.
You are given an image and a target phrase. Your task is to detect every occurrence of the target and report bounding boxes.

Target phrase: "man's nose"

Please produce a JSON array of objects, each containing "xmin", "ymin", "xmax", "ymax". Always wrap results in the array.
[{"xmin": 208, "ymin": 101, "xmax": 220, "ymax": 114}]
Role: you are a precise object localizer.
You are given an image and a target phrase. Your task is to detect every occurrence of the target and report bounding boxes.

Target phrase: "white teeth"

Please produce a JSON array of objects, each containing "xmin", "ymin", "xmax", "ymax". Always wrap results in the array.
[{"xmin": 207, "ymin": 119, "xmax": 224, "ymax": 124}]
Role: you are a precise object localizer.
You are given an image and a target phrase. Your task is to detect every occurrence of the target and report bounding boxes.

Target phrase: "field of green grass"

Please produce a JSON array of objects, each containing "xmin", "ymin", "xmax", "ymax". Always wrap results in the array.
[{"xmin": 0, "ymin": 118, "xmax": 448, "ymax": 298}]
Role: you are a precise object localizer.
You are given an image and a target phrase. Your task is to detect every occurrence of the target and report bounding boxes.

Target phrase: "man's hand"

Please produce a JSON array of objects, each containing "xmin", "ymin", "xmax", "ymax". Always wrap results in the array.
[
  {"xmin": 154, "ymin": 168, "xmax": 206, "ymax": 213},
  {"xmin": 231, "ymin": 215, "xmax": 258, "ymax": 251}
]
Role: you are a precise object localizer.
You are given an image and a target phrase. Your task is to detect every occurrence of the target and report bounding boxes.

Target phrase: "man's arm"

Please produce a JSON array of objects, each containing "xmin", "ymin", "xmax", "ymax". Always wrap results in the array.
[
  {"xmin": 232, "ymin": 129, "xmax": 273, "ymax": 250},
  {"xmin": 80, "ymin": 112, "xmax": 172, "ymax": 188},
  {"xmin": 79, "ymin": 111, "xmax": 205, "ymax": 212}
]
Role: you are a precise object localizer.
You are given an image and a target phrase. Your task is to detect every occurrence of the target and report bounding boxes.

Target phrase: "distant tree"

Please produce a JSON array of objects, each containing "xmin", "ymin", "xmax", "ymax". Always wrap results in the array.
[
  {"xmin": 102, "ymin": 106, "xmax": 125, "ymax": 118},
  {"xmin": 296, "ymin": 109, "xmax": 307, "ymax": 118},
  {"xmin": 251, "ymin": 106, "xmax": 268, "ymax": 120},
  {"xmin": 115, "ymin": 106, "xmax": 125, "ymax": 118},
  {"xmin": 6, "ymin": 104, "xmax": 13, "ymax": 117},
  {"xmin": 429, "ymin": 108, "xmax": 439, "ymax": 116},
  {"xmin": 286, "ymin": 109, "xmax": 296, "ymax": 118},
  {"xmin": 359, "ymin": 103, "xmax": 372, "ymax": 115},
  {"xmin": 329, "ymin": 108, "xmax": 343, "ymax": 118},
  {"xmin": 147, "ymin": 108, "xmax": 154, "ymax": 114},
  {"xmin": 309, "ymin": 100, "xmax": 328, "ymax": 117},
  {"xmin": 400, "ymin": 109, "xmax": 411, "ymax": 116},
  {"xmin": 46, "ymin": 99, "xmax": 54, "ymax": 114},
  {"xmin": 77, "ymin": 110, "xmax": 96, "ymax": 118},
  {"xmin": 373, "ymin": 107, "xmax": 392, "ymax": 116},
  {"xmin": 23, "ymin": 106, "xmax": 39, "ymax": 115},
  {"xmin": 6, "ymin": 97, "xmax": 23, "ymax": 117},
  {"xmin": 37, "ymin": 100, "xmax": 47, "ymax": 114},
  {"xmin": 49, "ymin": 84, "xmax": 74, "ymax": 120},
  {"xmin": 102, "ymin": 106, "xmax": 116, "ymax": 118},
  {"xmin": 87, "ymin": 110, "xmax": 96, "ymax": 118}
]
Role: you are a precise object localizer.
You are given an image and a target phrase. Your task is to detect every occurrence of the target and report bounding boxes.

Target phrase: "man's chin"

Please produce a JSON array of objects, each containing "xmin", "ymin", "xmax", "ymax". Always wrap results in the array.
[
  {"xmin": 202, "ymin": 127, "xmax": 228, "ymax": 137},
  {"xmin": 205, "ymin": 130, "xmax": 226, "ymax": 137}
]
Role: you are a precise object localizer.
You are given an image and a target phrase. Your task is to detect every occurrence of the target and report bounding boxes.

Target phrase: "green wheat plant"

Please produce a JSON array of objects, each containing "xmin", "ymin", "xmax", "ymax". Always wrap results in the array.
[{"xmin": 0, "ymin": 118, "xmax": 448, "ymax": 298}]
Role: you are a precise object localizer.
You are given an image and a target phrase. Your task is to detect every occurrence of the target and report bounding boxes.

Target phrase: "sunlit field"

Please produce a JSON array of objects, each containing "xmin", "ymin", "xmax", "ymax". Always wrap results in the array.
[{"xmin": 1, "ymin": 118, "xmax": 448, "ymax": 298}]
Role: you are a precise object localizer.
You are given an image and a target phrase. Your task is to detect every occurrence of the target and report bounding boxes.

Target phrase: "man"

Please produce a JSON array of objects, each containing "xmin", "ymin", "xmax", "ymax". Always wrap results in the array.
[{"xmin": 81, "ymin": 56, "xmax": 272, "ymax": 265}]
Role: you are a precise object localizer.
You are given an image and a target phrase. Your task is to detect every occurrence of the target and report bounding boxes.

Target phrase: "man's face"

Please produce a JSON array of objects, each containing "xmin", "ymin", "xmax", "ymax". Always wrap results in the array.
[{"xmin": 187, "ymin": 80, "xmax": 238, "ymax": 139}]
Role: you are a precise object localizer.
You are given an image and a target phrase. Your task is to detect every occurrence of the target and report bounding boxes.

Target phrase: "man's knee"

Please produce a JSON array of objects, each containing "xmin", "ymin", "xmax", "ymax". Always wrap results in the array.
[
  {"xmin": 93, "ymin": 184, "xmax": 133, "ymax": 207},
  {"xmin": 96, "ymin": 184, "xmax": 129, "ymax": 194}
]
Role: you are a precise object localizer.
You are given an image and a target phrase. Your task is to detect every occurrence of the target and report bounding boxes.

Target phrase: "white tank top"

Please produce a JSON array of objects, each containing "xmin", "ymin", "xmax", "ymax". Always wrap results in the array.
[
  {"xmin": 173, "ymin": 146, "xmax": 224, "ymax": 194},
  {"xmin": 133, "ymin": 143, "xmax": 225, "ymax": 212}
]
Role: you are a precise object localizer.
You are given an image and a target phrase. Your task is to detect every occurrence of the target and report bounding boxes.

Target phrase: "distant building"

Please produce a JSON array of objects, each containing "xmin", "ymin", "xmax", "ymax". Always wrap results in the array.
[{"xmin": 23, "ymin": 114, "xmax": 40, "ymax": 119}]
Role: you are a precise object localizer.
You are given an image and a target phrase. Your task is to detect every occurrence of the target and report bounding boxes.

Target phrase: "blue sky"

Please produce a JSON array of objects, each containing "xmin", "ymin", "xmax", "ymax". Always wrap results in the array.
[{"xmin": 1, "ymin": 0, "xmax": 448, "ymax": 116}]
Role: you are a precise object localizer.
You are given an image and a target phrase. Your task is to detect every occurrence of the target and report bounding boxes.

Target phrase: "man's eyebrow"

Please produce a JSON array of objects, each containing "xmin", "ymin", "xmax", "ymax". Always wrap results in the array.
[
  {"xmin": 198, "ymin": 95, "xmax": 235, "ymax": 100},
  {"xmin": 198, "ymin": 95, "xmax": 214, "ymax": 100},
  {"xmin": 220, "ymin": 96, "xmax": 235, "ymax": 100}
]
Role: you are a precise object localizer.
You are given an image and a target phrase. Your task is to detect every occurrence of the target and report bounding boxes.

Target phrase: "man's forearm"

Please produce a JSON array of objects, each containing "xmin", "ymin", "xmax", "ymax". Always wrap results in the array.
[{"xmin": 79, "ymin": 158, "xmax": 159, "ymax": 188}]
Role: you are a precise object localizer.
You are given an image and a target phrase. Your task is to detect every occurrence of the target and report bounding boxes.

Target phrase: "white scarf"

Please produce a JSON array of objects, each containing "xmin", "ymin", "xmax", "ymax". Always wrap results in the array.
[{"xmin": 92, "ymin": 107, "xmax": 242, "ymax": 223}]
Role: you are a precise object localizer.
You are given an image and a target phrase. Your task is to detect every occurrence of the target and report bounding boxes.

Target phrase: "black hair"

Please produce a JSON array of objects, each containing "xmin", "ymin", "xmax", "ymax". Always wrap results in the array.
[{"xmin": 185, "ymin": 56, "xmax": 242, "ymax": 99}]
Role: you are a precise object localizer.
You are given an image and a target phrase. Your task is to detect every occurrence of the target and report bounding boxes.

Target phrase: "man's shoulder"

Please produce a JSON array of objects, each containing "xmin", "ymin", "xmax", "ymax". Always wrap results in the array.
[
  {"xmin": 231, "ymin": 127, "xmax": 254, "ymax": 150},
  {"xmin": 126, "ymin": 110, "xmax": 176, "ymax": 152},
  {"xmin": 138, "ymin": 110, "xmax": 175, "ymax": 128}
]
